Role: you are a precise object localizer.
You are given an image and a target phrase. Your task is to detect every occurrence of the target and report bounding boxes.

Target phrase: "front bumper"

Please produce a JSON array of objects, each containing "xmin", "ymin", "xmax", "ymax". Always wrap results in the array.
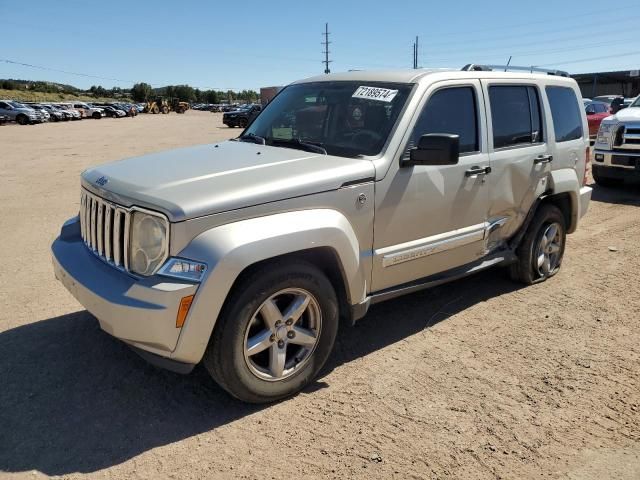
[
  {"xmin": 52, "ymin": 216, "xmax": 198, "ymax": 366},
  {"xmin": 593, "ymin": 149, "xmax": 640, "ymax": 180}
]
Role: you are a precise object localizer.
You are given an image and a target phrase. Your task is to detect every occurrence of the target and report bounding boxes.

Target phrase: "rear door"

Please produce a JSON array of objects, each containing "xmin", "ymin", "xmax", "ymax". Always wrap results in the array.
[
  {"xmin": 482, "ymin": 81, "xmax": 552, "ymax": 240},
  {"xmin": 544, "ymin": 84, "xmax": 589, "ymax": 192}
]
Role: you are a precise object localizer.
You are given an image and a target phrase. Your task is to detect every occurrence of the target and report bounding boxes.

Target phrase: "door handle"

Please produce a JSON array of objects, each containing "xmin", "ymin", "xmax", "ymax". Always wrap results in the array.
[
  {"xmin": 534, "ymin": 154, "xmax": 553, "ymax": 164},
  {"xmin": 465, "ymin": 166, "xmax": 491, "ymax": 177}
]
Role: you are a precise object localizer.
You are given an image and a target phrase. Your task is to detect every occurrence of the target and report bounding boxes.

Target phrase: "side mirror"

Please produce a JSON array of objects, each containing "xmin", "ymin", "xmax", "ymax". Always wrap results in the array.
[
  {"xmin": 404, "ymin": 134, "xmax": 460, "ymax": 167},
  {"xmin": 585, "ymin": 107, "xmax": 595, "ymax": 115}
]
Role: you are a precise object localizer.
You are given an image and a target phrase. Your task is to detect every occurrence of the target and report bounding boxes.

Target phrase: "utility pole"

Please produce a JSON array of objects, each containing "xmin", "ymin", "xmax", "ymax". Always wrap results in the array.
[
  {"xmin": 415, "ymin": 36, "xmax": 419, "ymax": 69},
  {"xmin": 322, "ymin": 23, "xmax": 331, "ymax": 74}
]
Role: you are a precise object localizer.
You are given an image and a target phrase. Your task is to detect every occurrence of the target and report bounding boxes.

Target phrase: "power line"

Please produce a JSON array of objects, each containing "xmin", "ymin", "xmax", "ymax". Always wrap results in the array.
[
  {"xmin": 416, "ymin": 4, "xmax": 640, "ymax": 43},
  {"xmin": 322, "ymin": 23, "xmax": 331, "ymax": 74},
  {"xmin": 1, "ymin": 58, "xmax": 139, "ymax": 84},
  {"xmin": 538, "ymin": 51, "xmax": 640, "ymax": 67}
]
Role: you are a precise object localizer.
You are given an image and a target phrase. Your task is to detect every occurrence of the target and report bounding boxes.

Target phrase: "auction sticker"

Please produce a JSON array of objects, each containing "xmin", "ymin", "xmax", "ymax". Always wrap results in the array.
[{"xmin": 352, "ymin": 86, "xmax": 398, "ymax": 102}]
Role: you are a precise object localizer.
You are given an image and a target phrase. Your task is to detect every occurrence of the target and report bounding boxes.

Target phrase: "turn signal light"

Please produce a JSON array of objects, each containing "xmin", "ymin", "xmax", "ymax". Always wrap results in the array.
[{"xmin": 176, "ymin": 295, "xmax": 194, "ymax": 328}]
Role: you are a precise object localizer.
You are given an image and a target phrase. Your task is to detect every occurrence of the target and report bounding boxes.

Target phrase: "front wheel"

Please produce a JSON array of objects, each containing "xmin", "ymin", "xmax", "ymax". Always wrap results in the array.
[
  {"xmin": 510, "ymin": 204, "xmax": 566, "ymax": 285},
  {"xmin": 92, "ymin": 112, "xmax": 101, "ymax": 119},
  {"xmin": 203, "ymin": 261, "xmax": 339, "ymax": 403},
  {"xmin": 16, "ymin": 114, "xmax": 29, "ymax": 125}
]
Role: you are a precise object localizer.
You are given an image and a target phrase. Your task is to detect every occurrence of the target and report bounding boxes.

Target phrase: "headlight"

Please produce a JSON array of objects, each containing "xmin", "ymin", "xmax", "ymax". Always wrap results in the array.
[
  {"xmin": 158, "ymin": 258, "xmax": 207, "ymax": 282},
  {"xmin": 129, "ymin": 210, "xmax": 169, "ymax": 276},
  {"xmin": 596, "ymin": 123, "xmax": 615, "ymax": 146}
]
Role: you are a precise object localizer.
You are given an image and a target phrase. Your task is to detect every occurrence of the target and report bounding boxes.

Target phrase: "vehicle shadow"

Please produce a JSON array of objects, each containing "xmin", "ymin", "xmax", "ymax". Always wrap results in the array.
[
  {"xmin": 590, "ymin": 182, "xmax": 640, "ymax": 206},
  {"xmin": 0, "ymin": 269, "xmax": 520, "ymax": 475}
]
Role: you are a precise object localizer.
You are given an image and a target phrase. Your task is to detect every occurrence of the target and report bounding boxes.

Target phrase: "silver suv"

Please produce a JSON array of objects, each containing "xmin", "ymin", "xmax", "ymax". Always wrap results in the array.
[
  {"xmin": 0, "ymin": 100, "xmax": 43, "ymax": 125},
  {"xmin": 52, "ymin": 67, "xmax": 592, "ymax": 403}
]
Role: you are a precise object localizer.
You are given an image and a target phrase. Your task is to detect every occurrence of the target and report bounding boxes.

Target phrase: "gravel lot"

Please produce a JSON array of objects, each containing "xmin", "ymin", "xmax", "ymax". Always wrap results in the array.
[{"xmin": 1, "ymin": 111, "xmax": 639, "ymax": 479}]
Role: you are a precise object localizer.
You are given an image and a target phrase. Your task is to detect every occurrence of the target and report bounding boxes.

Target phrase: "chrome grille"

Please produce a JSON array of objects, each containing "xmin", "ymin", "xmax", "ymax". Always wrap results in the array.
[{"xmin": 80, "ymin": 190, "xmax": 130, "ymax": 269}]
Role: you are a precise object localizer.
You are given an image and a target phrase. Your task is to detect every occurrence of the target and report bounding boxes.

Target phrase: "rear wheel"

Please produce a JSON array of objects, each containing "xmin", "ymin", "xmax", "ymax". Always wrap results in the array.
[
  {"xmin": 151, "ymin": 105, "xmax": 160, "ymax": 114},
  {"xmin": 510, "ymin": 204, "xmax": 566, "ymax": 285},
  {"xmin": 203, "ymin": 261, "xmax": 339, "ymax": 403},
  {"xmin": 239, "ymin": 118, "xmax": 248, "ymax": 128}
]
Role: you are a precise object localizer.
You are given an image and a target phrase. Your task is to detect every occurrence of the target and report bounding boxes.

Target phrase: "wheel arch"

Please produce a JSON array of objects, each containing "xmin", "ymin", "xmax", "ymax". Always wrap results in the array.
[
  {"xmin": 547, "ymin": 168, "xmax": 581, "ymax": 233},
  {"xmin": 169, "ymin": 209, "xmax": 366, "ymax": 364}
]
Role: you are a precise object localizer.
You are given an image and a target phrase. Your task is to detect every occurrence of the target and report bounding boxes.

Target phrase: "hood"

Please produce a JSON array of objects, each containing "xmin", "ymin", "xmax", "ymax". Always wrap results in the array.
[
  {"xmin": 82, "ymin": 141, "xmax": 375, "ymax": 222},
  {"xmin": 611, "ymin": 107, "xmax": 640, "ymax": 123}
]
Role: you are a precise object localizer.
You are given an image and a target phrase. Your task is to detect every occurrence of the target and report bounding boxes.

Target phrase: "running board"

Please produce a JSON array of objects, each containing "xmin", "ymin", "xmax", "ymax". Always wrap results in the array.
[{"xmin": 351, "ymin": 250, "xmax": 516, "ymax": 322}]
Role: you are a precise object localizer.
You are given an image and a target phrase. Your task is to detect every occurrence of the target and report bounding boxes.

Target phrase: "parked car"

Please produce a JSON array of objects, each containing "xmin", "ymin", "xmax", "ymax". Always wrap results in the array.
[
  {"xmin": 25, "ymin": 103, "xmax": 51, "ymax": 122},
  {"xmin": 222, "ymin": 104, "xmax": 262, "ymax": 128},
  {"xmin": 592, "ymin": 95, "xmax": 640, "ymax": 186},
  {"xmin": 70, "ymin": 102, "xmax": 105, "ymax": 119},
  {"xmin": 52, "ymin": 68, "xmax": 592, "ymax": 403},
  {"xmin": 593, "ymin": 95, "xmax": 626, "ymax": 113},
  {"xmin": 54, "ymin": 103, "xmax": 82, "ymax": 120},
  {"xmin": 0, "ymin": 114, "xmax": 7, "ymax": 125},
  {"xmin": 584, "ymin": 101, "xmax": 611, "ymax": 138},
  {"xmin": 0, "ymin": 100, "xmax": 43, "ymax": 125},
  {"xmin": 39, "ymin": 104, "xmax": 67, "ymax": 122},
  {"xmin": 102, "ymin": 106, "xmax": 127, "ymax": 118}
]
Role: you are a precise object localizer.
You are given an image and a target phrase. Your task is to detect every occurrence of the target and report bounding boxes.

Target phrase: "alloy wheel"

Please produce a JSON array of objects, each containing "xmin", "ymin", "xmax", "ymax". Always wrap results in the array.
[
  {"xmin": 535, "ymin": 222, "xmax": 562, "ymax": 276},
  {"xmin": 243, "ymin": 288, "xmax": 322, "ymax": 381}
]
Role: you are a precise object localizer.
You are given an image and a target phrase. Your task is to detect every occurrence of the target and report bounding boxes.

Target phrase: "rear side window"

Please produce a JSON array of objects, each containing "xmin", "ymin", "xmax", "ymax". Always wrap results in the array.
[
  {"xmin": 489, "ymin": 85, "xmax": 543, "ymax": 149},
  {"xmin": 407, "ymin": 86, "xmax": 479, "ymax": 155},
  {"xmin": 546, "ymin": 86, "xmax": 583, "ymax": 142}
]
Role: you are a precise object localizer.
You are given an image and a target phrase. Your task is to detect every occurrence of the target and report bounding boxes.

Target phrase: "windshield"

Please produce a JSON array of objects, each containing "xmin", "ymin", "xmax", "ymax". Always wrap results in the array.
[
  {"xmin": 631, "ymin": 97, "xmax": 640, "ymax": 108},
  {"xmin": 244, "ymin": 81, "xmax": 413, "ymax": 157},
  {"xmin": 9, "ymin": 101, "xmax": 27, "ymax": 108}
]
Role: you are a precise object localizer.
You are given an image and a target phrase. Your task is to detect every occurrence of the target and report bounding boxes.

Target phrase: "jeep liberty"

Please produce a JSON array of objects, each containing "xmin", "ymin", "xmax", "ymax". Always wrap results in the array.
[{"xmin": 52, "ymin": 66, "xmax": 592, "ymax": 403}]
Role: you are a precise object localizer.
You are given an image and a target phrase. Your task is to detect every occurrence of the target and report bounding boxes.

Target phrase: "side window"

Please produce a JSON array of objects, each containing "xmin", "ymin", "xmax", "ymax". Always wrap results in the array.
[
  {"xmin": 597, "ymin": 103, "xmax": 608, "ymax": 114},
  {"xmin": 546, "ymin": 86, "xmax": 583, "ymax": 142},
  {"xmin": 0, "ymin": 102, "xmax": 7, "ymax": 108},
  {"xmin": 406, "ymin": 86, "xmax": 479, "ymax": 156},
  {"xmin": 489, "ymin": 85, "xmax": 543, "ymax": 149}
]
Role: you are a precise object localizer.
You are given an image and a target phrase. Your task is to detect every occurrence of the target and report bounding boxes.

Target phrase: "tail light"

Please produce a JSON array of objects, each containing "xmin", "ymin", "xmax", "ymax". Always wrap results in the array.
[{"xmin": 583, "ymin": 146, "xmax": 590, "ymax": 186}]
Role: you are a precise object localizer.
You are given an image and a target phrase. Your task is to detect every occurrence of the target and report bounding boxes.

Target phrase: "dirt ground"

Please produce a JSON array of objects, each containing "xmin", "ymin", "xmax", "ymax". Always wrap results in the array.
[{"xmin": 1, "ymin": 111, "xmax": 639, "ymax": 480}]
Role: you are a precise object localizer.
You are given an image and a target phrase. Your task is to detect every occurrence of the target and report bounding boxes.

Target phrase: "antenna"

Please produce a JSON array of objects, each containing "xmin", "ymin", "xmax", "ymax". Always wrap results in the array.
[{"xmin": 322, "ymin": 23, "xmax": 331, "ymax": 74}]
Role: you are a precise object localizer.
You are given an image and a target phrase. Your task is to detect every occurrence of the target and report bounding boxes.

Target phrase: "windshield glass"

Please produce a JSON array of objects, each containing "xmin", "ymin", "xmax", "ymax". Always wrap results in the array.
[
  {"xmin": 631, "ymin": 97, "xmax": 640, "ymax": 108},
  {"xmin": 244, "ymin": 81, "xmax": 413, "ymax": 157},
  {"xmin": 10, "ymin": 101, "xmax": 27, "ymax": 108}
]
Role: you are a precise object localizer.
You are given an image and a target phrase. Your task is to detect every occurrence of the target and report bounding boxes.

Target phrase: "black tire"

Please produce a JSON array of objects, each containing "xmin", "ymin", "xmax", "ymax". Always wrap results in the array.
[
  {"xmin": 92, "ymin": 112, "xmax": 102, "ymax": 119},
  {"xmin": 16, "ymin": 114, "xmax": 29, "ymax": 125},
  {"xmin": 593, "ymin": 169, "xmax": 623, "ymax": 188},
  {"xmin": 239, "ymin": 118, "xmax": 248, "ymax": 128},
  {"xmin": 510, "ymin": 204, "xmax": 566, "ymax": 285},
  {"xmin": 203, "ymin": 260, "xmax": 339, "ymax": 403}
]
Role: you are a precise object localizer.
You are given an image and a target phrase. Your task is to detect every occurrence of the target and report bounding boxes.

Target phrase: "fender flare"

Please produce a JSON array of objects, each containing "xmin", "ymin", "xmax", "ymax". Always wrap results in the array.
[
  {"xmin": 548, "ymin": 168, "xmax": 580, "ymax": 233},
  {"xmin": 170, "ymin": 209, "xmax": 365, "ymax": 364}
]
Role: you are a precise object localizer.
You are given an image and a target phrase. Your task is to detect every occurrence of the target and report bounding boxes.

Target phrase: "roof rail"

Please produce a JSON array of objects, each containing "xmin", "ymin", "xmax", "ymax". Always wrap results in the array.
[{"xmin": 461, "ymin": 64, "xmax": 569, "ymax": 77}]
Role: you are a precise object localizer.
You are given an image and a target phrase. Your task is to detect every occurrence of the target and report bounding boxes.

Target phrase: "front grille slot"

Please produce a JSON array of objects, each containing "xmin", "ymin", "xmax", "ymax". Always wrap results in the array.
[
  {"xmin": 80, "ymin": 190, "xmax": 130, "ymax": 269},
  {"xmin": 621, "ymin": 125, "xmax": 640, "ymax": 146}
]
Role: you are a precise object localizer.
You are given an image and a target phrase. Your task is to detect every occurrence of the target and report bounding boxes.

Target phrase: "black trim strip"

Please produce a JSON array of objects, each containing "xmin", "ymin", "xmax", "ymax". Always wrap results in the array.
[{"xmin": 340, "ymin": 177, "xmax": 375, "ymax": 188}]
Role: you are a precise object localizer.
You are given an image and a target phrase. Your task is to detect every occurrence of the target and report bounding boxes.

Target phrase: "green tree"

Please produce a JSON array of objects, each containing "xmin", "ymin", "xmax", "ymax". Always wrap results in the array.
[
  {"xmin": 131, "ymin": 82, "xmax": 153, "ymax": 102},
  {"xmin": 205, "ymin": 90, "xmax": 219, "ymax": 104}
]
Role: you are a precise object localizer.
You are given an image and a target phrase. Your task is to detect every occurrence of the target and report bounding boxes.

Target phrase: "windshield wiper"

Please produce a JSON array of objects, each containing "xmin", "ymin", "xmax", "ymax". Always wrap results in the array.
[
  {"xmin": 270, "ymin": 137, "xmax": 327, "ymax": 155},
  {"xmin": 237, "ymin": 133, "xmax": 266, "ymax": 145}
]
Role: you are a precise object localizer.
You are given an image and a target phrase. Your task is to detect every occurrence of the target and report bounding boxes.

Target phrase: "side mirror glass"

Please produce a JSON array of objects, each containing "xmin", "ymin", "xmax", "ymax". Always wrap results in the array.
[{"xmin": 403, "ymin": 134, "xmax": 460, "ymax": 167}]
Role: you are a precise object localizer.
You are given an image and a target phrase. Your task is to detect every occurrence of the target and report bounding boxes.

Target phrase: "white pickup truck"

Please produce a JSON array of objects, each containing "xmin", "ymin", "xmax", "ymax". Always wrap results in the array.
[{"xmin": 593, "ymin": 96, "xmax": 640, "ymax": 186}]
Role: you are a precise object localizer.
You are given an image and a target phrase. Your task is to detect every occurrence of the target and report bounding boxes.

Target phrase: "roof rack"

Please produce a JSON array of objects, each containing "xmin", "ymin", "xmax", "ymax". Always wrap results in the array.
[{"xmin": 461, "ymin": 64, "xmax": 569, "ymax": 77}]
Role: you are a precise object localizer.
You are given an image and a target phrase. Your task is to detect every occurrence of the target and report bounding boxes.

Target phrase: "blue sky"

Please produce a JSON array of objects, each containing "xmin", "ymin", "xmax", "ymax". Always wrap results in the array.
[{"xmin": 2, "ymin": 0, "xmax": 639, "ymax": 91}]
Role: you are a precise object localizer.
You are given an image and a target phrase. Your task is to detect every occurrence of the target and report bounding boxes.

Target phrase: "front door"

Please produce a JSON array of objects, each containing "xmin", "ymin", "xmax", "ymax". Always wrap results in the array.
[{"xmin": 371, "ymin": 80, "xmax": 490, "ymax": 292}]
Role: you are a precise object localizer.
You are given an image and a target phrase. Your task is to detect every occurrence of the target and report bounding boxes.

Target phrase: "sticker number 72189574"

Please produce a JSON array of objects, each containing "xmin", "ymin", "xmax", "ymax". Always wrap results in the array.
[{"xmin": 352, "ymin": 86, "xmax": 399, "ymax": 102}]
